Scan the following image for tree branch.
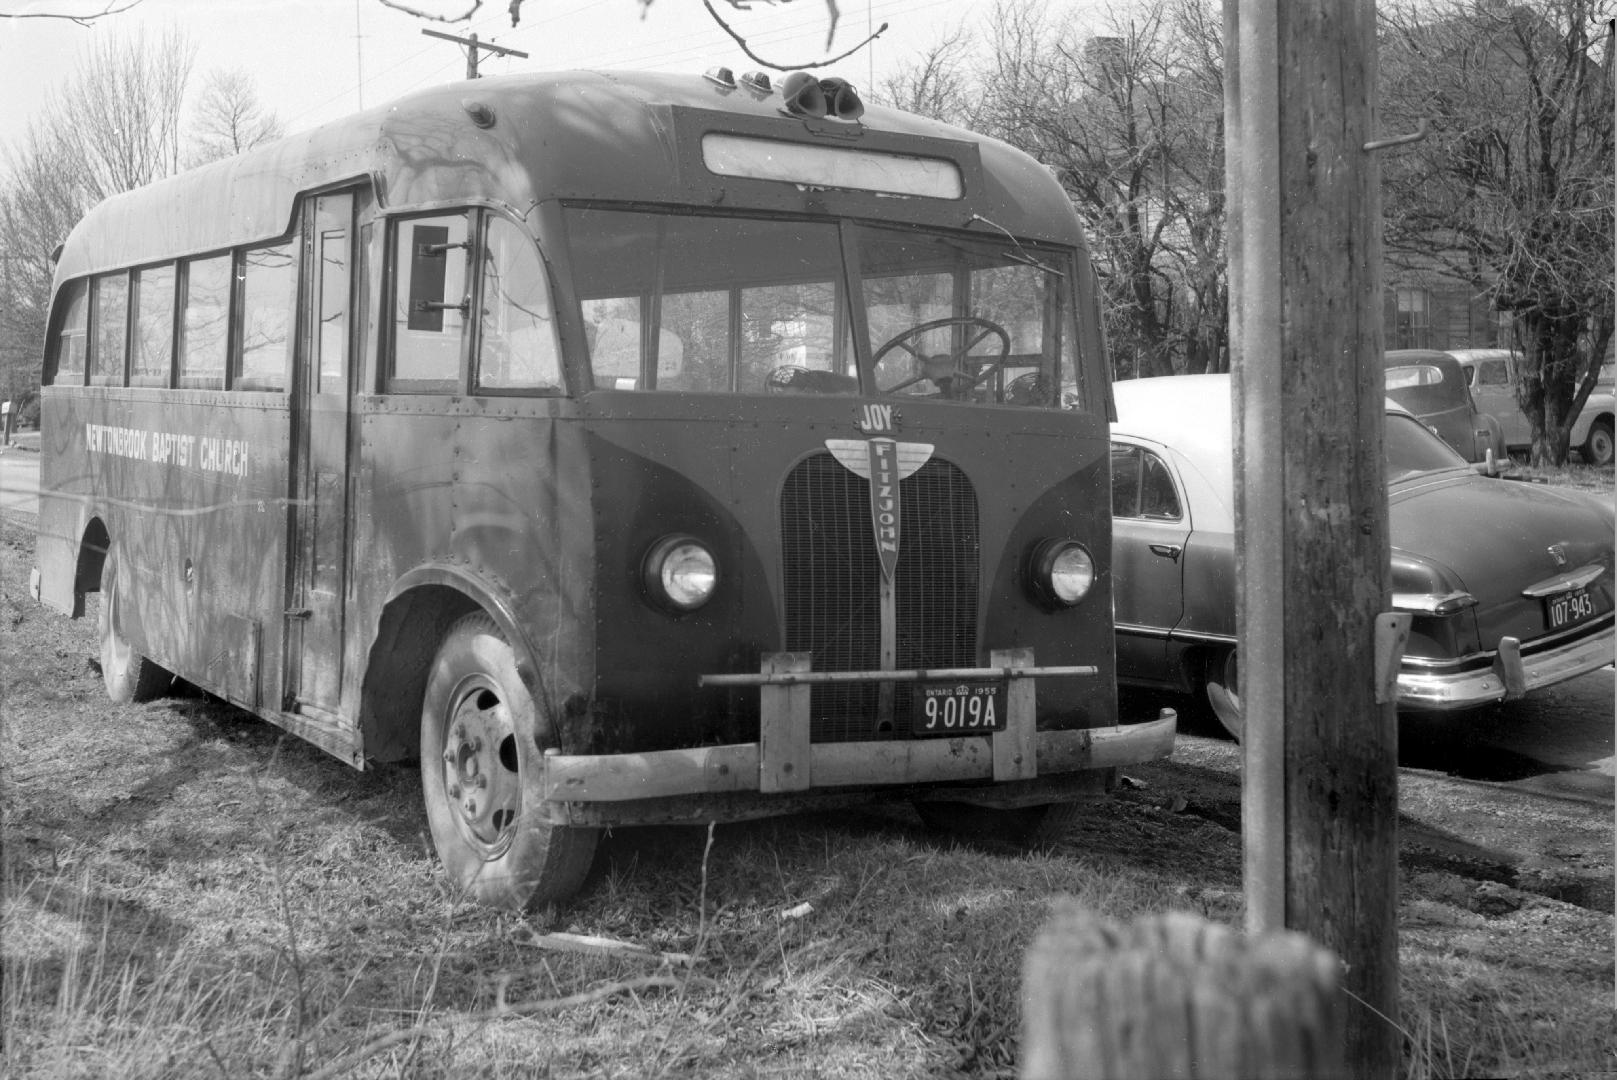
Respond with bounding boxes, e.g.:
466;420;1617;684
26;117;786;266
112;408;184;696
0;0;143;26
700;0;886;71
373;0;481;22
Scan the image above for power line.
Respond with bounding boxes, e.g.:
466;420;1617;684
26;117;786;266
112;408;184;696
420;28;529;80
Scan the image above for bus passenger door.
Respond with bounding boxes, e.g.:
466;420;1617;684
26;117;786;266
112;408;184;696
285;191;355;715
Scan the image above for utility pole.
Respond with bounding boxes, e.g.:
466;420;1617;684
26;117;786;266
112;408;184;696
421;28;529;80
1225;1;1400;1077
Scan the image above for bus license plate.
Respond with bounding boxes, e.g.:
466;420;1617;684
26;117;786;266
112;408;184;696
914;683;1007;736
1545;586;1600;630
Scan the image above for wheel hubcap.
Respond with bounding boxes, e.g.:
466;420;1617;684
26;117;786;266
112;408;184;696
440;677;522;853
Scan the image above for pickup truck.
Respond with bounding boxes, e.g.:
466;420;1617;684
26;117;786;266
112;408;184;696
1449;348;1615;467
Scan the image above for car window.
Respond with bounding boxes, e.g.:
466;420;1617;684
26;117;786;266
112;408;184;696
1111;444;1141;518
1111;443;1181;521
1386;413;1469;480
1140;452;1182;520
1385;364;1443;390
1477;360;1509;387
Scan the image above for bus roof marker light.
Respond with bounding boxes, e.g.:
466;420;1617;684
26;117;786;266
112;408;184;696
704;66;736;88
780;72;827;119
462;100;496;128
818;78;864;121
740;71;772;94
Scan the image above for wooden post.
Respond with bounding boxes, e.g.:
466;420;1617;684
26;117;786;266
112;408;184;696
1021;905;1345;1080
1226;1;1400;1075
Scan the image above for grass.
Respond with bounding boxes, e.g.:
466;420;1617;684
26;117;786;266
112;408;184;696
2;512;1613;1079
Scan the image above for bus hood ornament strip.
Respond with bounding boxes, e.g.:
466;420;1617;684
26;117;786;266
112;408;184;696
825;437;935;582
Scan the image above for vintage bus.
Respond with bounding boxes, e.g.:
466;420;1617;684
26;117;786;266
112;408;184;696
32;69;1175;909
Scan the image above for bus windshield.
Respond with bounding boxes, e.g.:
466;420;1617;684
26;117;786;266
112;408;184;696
564;207;1076;408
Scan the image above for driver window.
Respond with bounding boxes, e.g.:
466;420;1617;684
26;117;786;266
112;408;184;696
865;272;953;395
477;216;562;394
741;281;856;394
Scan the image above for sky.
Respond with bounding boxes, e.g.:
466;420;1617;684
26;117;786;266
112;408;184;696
0;0;994;156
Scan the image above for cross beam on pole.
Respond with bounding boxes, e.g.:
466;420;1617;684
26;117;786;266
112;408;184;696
421;28;529;80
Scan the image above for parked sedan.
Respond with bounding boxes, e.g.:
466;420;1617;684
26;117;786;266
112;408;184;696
1384;349;1504;463
1449;348;1615;467
1111;374;1615;736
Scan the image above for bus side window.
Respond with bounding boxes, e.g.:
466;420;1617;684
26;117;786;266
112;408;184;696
48;279;88;386
237;241;295;392
392;213;469;393
476;216;561;394
130;263;176;388
89;271;129;386
179;254;231;390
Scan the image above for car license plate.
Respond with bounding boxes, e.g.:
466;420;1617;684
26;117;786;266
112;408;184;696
1545;586;1601;630
913;682;1007;736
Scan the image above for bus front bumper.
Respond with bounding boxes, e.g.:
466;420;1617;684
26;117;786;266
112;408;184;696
539;649;1177;826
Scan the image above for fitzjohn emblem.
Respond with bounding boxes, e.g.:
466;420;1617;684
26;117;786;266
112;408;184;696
826;437;936;581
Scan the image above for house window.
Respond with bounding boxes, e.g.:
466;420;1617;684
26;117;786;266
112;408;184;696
1494;310;1519;350
1394;287;1429;349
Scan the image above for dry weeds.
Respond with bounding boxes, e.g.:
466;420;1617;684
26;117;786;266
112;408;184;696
2;507;1613;1079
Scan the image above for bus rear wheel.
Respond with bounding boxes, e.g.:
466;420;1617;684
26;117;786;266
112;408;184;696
97;545;172;704
420;613;598;910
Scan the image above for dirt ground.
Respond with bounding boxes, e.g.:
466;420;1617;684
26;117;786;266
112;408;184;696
2;512;1614;1077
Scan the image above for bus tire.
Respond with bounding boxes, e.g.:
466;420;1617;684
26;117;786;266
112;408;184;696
97;546;172;704
914;800;1084;845
420;612;598;910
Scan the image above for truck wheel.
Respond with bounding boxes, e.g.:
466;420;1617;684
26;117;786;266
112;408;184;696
421;613;598;910
97;546;172;704
1204;649;1243;742
1582;419;1613;467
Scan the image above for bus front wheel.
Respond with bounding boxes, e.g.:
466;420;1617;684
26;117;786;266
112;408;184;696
420;613;598;910
97;545;172;704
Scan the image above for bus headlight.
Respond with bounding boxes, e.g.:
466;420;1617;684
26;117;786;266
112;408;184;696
642;535;718;613
1028;539;1095;608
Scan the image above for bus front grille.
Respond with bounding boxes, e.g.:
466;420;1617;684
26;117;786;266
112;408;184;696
780;451;980;742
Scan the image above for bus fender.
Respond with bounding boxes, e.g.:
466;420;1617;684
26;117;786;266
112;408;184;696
359;563;551;764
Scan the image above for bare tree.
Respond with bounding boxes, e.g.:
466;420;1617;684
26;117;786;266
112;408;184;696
187;68;287;167
950;0;1227;378
0;27;196;408
874;28;979;125
1381;0;1614;464
56;26;195;201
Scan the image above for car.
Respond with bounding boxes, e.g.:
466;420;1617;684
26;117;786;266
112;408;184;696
1448;348;1615;467
1383;349;1504;463
1110;374;1615;737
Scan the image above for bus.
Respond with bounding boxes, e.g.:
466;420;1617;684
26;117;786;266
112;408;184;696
31;68;1176;909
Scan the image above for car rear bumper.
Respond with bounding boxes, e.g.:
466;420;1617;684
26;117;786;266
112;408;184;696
1397;622;1614;710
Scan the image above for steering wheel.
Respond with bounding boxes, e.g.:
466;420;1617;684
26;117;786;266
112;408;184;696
874;316;1012;395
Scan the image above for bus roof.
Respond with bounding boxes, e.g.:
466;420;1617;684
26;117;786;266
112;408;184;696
54;69;1089;284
